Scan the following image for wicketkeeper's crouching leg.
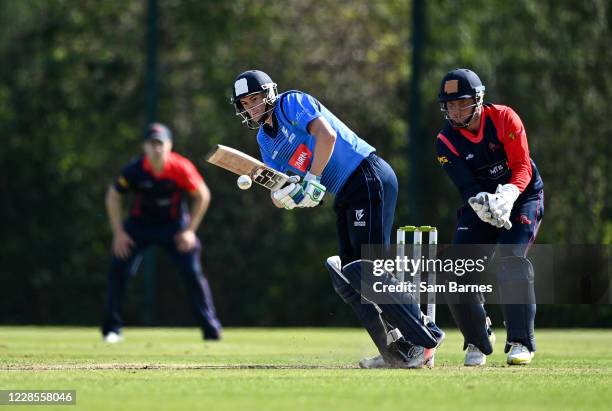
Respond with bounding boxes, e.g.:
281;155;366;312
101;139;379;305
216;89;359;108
326;256;444;368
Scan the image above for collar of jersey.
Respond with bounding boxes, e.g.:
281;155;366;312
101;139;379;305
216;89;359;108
262;109;279;138
143;154;171;177
456;106;487;143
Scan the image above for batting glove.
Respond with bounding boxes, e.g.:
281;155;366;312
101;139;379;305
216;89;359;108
297;172;326;208
272;183;304;210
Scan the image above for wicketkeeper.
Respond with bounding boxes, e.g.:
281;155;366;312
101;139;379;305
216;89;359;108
435;68;544;365
230;70;445;368
102;123;223;343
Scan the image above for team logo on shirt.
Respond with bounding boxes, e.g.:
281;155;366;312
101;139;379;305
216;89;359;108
354;209;366;227
444;80;459;94
437;155;449;165
488;142;501;152
117;176;129;188
289;144;312;172
281;126;297;143
516;214;532;225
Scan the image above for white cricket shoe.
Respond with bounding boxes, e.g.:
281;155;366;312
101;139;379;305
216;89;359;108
103;332;123;344
464;344;486;366
506;342;534;365
359;355;388;369
464;331;496;366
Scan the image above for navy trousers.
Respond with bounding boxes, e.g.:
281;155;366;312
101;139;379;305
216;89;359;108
333;153;398;264
450;190;544;352
102;220;222;339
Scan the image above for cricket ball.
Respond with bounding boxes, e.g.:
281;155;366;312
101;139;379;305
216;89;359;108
237;174;252;190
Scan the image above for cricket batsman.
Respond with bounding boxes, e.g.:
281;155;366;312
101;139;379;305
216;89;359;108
102;123;223;343
230;70;445;368
435;68;544;365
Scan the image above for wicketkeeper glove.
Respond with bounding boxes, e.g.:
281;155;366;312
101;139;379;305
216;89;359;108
468;184;520;230
297;172;326;208
488;184;520;230
468;192;496;225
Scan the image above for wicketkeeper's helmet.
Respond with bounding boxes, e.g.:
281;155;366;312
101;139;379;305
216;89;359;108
438;68;485;128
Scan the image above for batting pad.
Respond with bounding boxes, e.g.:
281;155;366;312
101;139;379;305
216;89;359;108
342;259;441;348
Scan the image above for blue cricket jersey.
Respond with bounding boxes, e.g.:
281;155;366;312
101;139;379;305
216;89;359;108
256;91;375;195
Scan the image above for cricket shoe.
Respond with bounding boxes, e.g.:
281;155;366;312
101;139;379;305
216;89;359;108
359;338;417;369
359;330;419;369
358;345;422;369
404;331;446;369
359;355;388;369
464;330;496;367
103;332;123;344
506;342;534;365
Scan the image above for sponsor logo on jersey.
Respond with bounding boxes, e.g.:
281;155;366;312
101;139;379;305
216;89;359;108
437;155;449;165
488;142;501;152
354;209;366;226
289;144;312;172
156;198;172;206
457;226;469;231
490;164;504;176
465;153;475;160
272;150;279;160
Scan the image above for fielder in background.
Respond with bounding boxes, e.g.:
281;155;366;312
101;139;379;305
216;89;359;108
435;68;544;365
102;123;223;343
230;70;445;368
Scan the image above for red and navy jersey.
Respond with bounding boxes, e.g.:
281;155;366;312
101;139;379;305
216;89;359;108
113;152;203;225
435;103;543;203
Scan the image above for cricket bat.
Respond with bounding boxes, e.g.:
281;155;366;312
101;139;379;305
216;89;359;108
205;144;299;190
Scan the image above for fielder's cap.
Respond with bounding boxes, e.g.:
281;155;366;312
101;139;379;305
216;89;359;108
144;123;173;143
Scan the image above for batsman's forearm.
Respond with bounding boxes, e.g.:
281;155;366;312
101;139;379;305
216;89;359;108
105;187;124;234
310;134;335;176
308;117;336;176
186;184;210;231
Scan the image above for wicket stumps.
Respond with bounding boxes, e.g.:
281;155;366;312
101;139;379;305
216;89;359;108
396;225;438;323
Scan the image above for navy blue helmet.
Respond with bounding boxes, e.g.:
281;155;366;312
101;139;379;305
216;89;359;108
438;68;485;128
231;70;278;129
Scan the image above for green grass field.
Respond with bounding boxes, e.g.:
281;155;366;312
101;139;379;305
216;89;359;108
1;327;611;410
